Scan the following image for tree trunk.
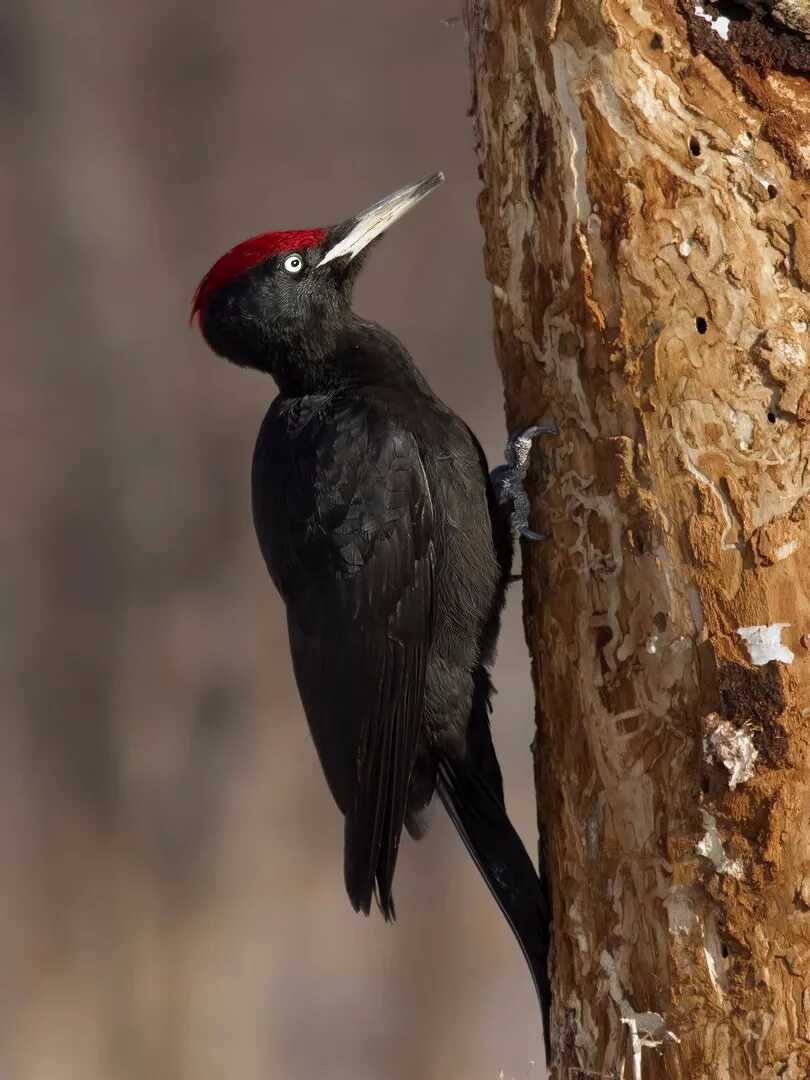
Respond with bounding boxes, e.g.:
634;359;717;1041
466;1;810;1076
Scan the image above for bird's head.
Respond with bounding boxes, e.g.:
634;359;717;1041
191;172;443;385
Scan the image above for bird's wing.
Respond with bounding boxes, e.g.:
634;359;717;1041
252;401;435;919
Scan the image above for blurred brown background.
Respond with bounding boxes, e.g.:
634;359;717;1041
2;3;544;1077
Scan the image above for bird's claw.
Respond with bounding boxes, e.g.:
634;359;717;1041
504;423;558;468
519;526;550;542
491;422;556;542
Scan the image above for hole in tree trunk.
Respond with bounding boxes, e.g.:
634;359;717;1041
696;316;708;334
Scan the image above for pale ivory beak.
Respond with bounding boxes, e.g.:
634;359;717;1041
317;172;444;267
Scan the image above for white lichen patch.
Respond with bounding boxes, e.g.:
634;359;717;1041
729;409;754;449
702;910;729;997
697;812;745;878
774;539;799;562
704;941;724;995
737;623;794;665
664;887;699;934
703;714;758;789
773;337;807;368
600;950;679;1080
694;1;731;38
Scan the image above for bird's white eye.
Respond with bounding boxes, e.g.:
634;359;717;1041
283;253;303;274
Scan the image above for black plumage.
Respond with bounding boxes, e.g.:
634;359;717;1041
192;175;552;1061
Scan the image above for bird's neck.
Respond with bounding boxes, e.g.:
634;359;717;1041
271;316;432;400
269;338;338;396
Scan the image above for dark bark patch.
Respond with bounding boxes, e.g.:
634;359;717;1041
717;659;787;763
732;9;810;74
678;0;810;176
682;0;810;77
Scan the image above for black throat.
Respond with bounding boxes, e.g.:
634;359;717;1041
265;316;433;401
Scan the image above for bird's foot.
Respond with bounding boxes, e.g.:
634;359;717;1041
490;423;556;541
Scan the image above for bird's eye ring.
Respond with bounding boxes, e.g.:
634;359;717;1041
283;254;303;275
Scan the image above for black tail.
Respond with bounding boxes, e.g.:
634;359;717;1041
438;747;552;1065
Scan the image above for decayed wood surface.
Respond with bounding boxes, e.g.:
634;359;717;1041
467;0;810;1075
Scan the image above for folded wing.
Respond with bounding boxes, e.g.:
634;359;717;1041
254;405;435;918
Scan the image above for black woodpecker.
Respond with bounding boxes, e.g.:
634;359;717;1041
191;173;554;1062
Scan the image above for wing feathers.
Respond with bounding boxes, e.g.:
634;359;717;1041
257;410;435;919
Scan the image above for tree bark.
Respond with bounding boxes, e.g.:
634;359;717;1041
466;1;810;1076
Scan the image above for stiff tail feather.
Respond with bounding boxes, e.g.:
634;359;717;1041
437;753;552;1066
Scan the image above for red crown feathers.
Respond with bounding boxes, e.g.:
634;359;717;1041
190;228;327;323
